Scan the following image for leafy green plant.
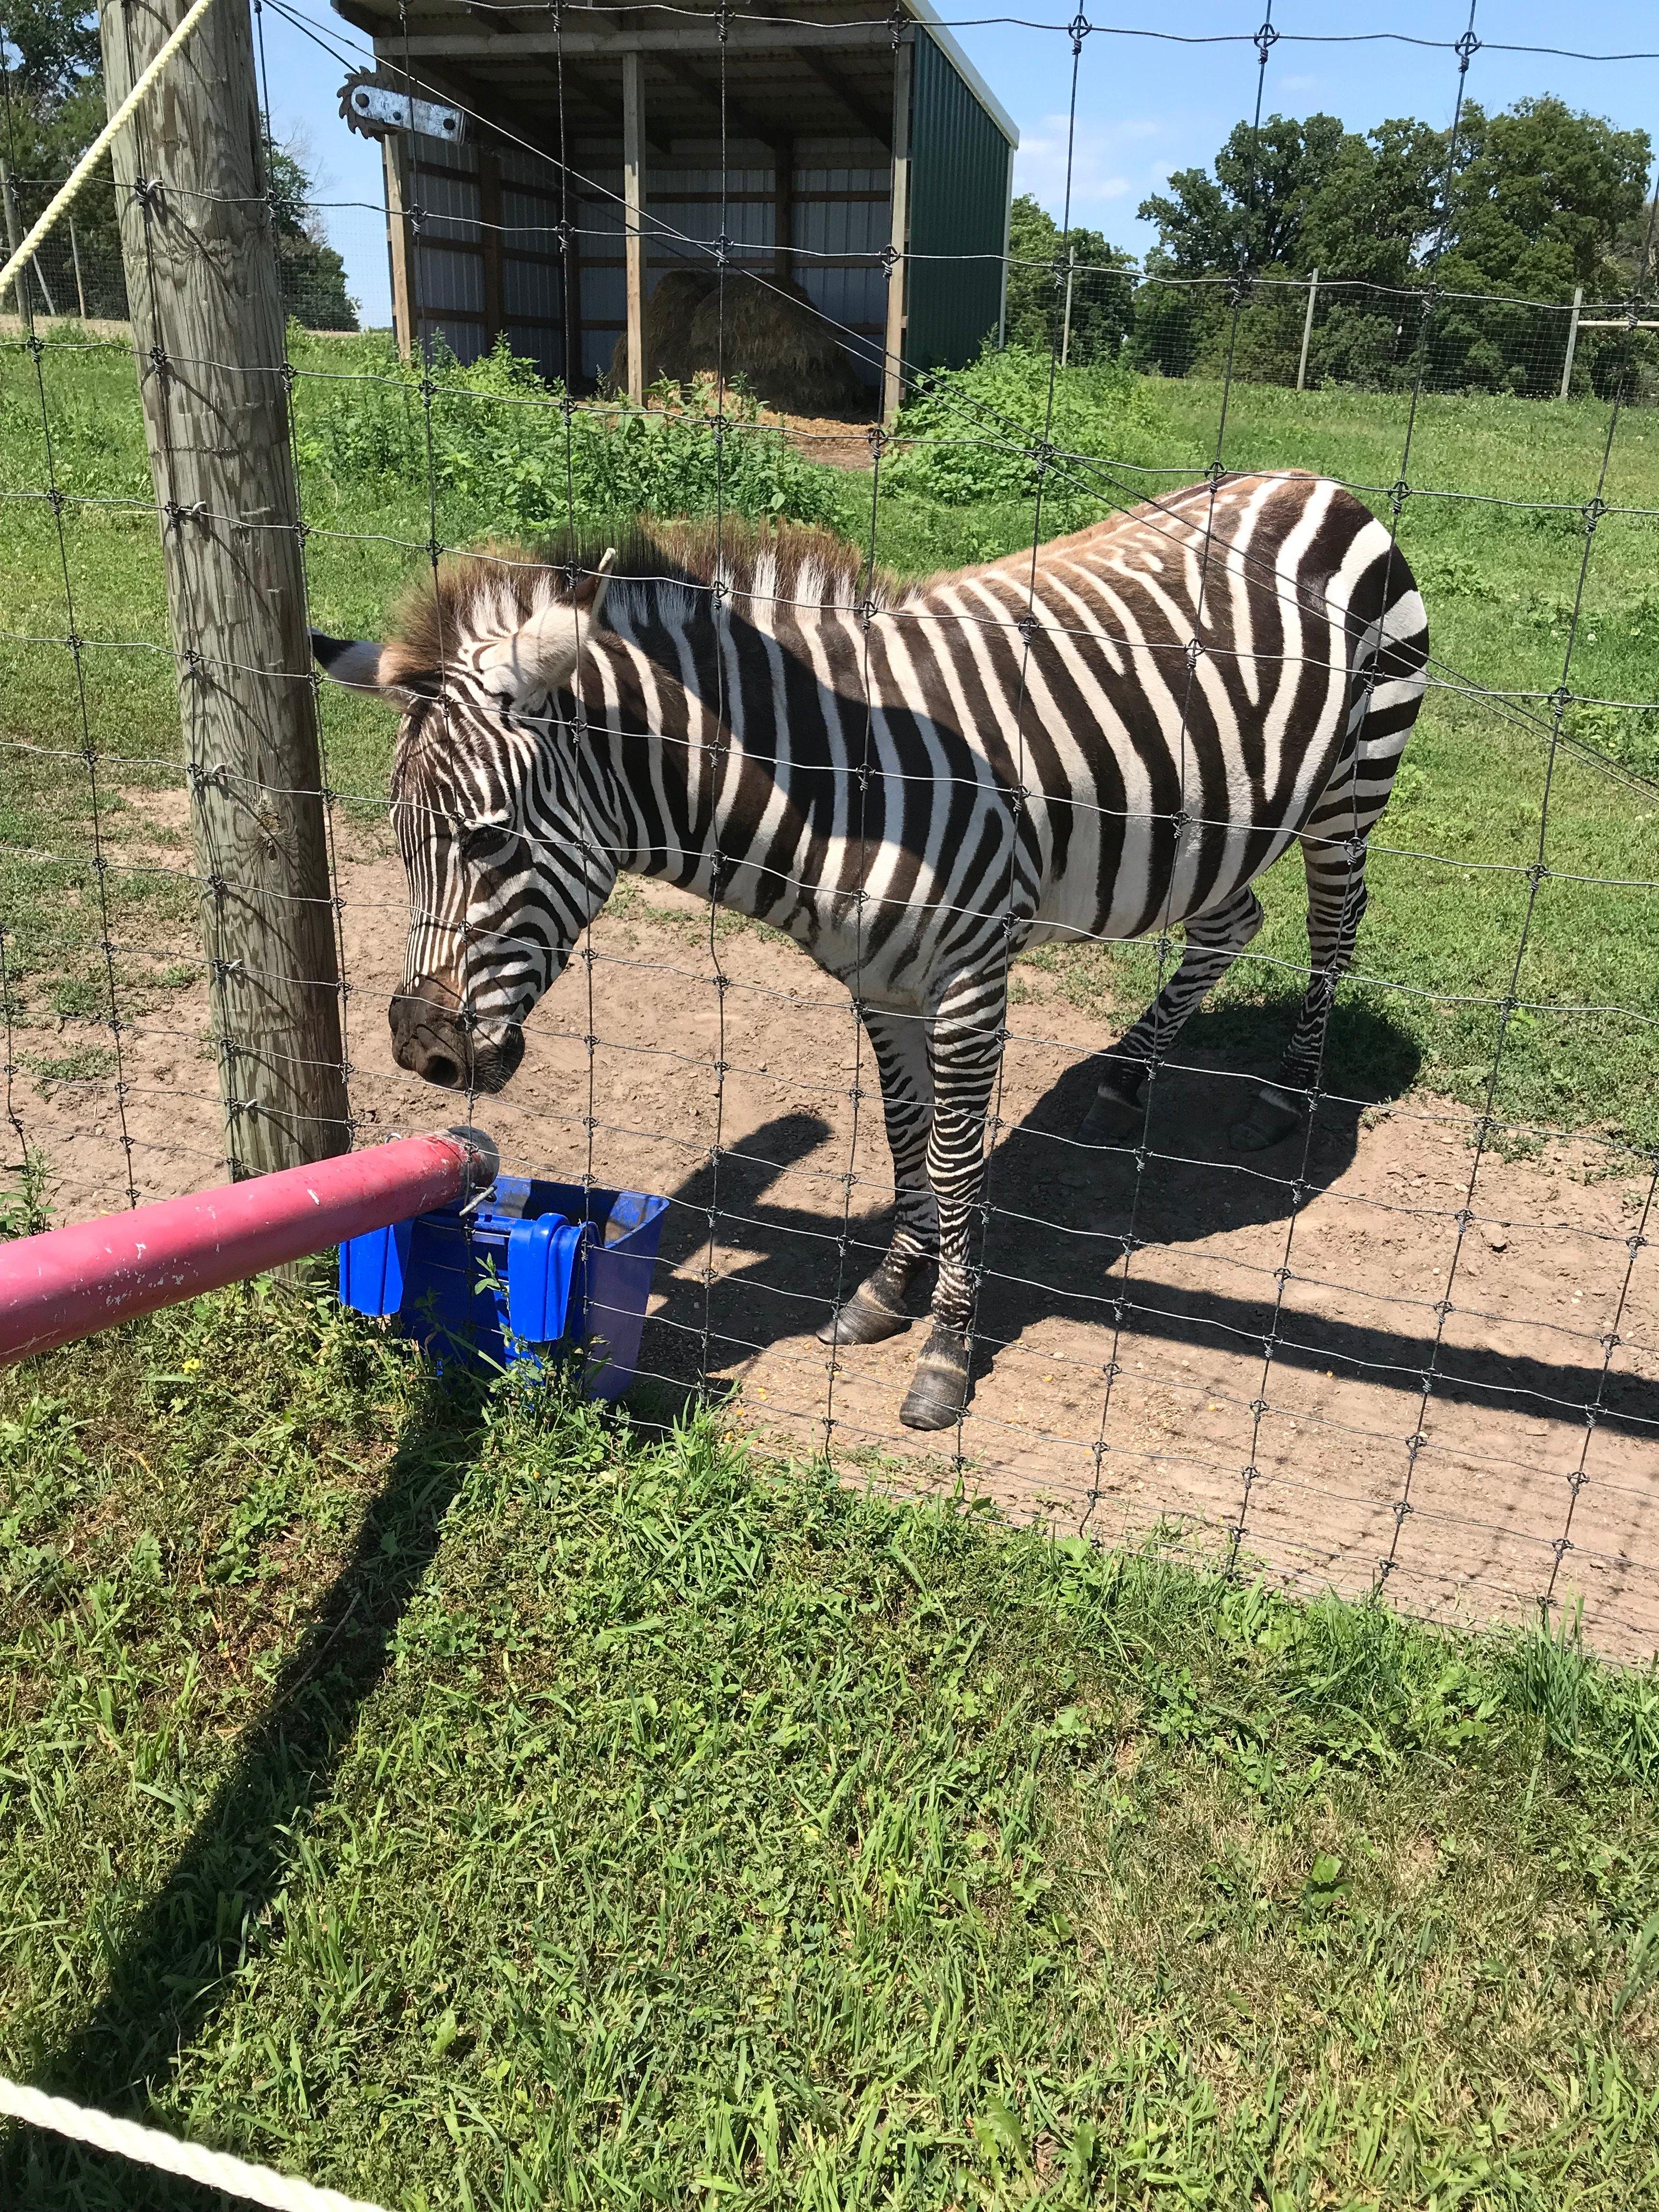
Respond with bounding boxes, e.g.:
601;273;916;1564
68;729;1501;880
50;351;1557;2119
881;341;1160;509
292;335;848;536
0;1147;52;1240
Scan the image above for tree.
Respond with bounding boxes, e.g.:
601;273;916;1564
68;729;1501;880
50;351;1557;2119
1134;95;1652;395
0;0;99;103
1002;193;1133;365
1;2;120;314
267;143;358;331
1;4;357;334
1423;99;1650;394
1137;112;1350;279
1133;111;1415;384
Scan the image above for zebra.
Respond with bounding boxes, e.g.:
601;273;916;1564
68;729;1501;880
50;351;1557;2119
313;471;1429;1431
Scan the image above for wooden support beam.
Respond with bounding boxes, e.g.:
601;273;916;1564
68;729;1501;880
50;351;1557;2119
99;0;347;1178
383;135;416;360
479;144;504;347
623;48;646;405
563;189;583;391
668;57;785;153
881;35;912;427
798;48;892;147
547;55;674;156
774;136;794;283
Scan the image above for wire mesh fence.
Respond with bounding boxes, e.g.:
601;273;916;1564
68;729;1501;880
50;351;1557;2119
3;0;1657;1664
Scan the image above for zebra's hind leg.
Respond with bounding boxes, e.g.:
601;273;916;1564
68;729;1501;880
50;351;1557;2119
819;1006;936;1347
900;969;1008;1431
1233;826;1370;1152
1076;885;1266;1147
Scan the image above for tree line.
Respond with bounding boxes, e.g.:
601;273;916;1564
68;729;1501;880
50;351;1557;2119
1;0;357;328
1006;95;1655;398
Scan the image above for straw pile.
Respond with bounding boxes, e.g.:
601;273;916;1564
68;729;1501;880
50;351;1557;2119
610;268;868;415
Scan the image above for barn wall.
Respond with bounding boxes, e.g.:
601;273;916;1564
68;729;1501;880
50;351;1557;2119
391;120;898;394
407;130;487;364
904;30;1012;374
643;137;888;389
792;137;890;387
401;127;566;382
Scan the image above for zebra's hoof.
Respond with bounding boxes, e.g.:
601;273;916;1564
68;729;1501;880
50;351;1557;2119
1075;1084;1143;1147
900;1325;970;1430
817;1287;913;1346
1230;1087;1304;1151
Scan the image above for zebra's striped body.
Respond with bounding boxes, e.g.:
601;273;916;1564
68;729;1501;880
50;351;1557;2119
315;470;1428;1429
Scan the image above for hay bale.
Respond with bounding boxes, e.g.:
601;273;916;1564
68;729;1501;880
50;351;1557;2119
610;268;868;416
622;268;712;390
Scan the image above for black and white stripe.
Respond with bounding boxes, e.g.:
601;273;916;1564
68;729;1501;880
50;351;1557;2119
316;470;1429;1429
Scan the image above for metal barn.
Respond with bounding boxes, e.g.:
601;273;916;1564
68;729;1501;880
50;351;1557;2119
329;0;1018;421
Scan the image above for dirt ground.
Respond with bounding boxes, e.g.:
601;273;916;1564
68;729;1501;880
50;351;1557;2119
12;803;1658;1662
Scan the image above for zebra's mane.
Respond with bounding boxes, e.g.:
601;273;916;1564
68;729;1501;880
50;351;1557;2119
381;519;902;691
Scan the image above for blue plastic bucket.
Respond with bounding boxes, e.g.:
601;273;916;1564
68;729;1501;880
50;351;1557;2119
339;1173;668;1401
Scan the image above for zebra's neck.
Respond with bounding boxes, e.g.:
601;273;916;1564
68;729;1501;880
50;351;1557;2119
577;573;889;932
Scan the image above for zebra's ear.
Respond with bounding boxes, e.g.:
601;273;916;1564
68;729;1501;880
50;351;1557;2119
477;549;618;708
311;631;409;700
573;547;617;619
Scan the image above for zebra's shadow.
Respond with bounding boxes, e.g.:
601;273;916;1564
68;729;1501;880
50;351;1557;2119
636;996;1444;1410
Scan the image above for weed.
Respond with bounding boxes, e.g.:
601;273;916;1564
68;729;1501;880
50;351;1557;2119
0;1147;53;1239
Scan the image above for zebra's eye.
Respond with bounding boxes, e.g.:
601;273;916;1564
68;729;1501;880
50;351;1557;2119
458;822;514;867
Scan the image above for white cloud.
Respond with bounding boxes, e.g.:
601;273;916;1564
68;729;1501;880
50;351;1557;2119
1278;72;1322;94
1014;113;1164;219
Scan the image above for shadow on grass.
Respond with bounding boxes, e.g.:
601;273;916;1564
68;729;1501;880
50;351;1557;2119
4;1370;490;2210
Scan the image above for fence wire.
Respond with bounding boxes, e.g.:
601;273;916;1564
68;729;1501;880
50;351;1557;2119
2;0;1657;1664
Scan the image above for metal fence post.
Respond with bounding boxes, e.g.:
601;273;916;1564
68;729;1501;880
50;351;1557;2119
98;0;349;1179
1296;266;1318;391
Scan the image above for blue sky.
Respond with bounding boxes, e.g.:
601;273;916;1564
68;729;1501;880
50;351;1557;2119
259;1;1659;329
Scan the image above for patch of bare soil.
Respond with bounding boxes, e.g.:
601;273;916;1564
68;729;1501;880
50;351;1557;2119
13;808;1658;1661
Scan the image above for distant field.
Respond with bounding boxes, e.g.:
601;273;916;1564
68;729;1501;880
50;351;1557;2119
2;331;1656;1156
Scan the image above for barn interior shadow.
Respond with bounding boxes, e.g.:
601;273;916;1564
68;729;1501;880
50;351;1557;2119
5;1376;492;2211
637;997;1655;1443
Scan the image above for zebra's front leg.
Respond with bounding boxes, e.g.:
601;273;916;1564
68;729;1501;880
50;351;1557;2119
900;972;1007;1431
1076;885;1266;1146
819;1005;936;1347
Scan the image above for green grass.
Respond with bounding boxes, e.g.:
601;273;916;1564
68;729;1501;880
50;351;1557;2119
2;331;1657;1147
3;1286;1659;2208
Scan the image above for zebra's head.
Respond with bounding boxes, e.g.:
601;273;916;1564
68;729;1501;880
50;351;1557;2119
313;549;618;1094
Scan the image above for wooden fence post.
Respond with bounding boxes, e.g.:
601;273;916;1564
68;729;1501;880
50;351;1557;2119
1296;267;1318;391
1560;285;1583;400
99;0;349;1181
881;33;912;428
384;132;417;362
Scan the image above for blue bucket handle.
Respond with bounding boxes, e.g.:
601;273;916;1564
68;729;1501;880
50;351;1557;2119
505;1213;589;1345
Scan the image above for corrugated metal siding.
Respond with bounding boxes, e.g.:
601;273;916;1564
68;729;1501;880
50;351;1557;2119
905;30;1011;374
403;131;567;381
793;137;889;387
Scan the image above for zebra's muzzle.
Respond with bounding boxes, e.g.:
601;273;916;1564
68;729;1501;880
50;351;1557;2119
389;977;526;1094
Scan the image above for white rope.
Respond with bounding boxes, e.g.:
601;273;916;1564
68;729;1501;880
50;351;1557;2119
0;0;220;308
0;2077;391;2212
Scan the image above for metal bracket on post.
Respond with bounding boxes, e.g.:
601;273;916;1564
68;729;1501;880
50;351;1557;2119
339;70;464;144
